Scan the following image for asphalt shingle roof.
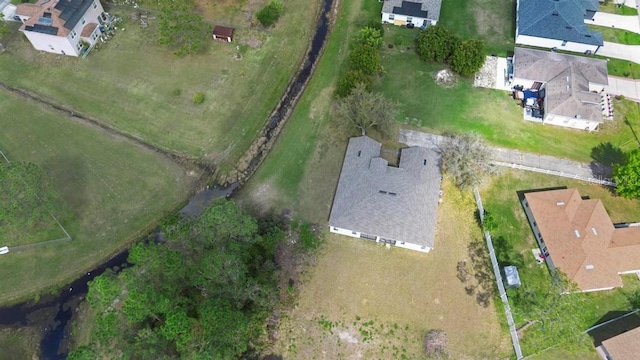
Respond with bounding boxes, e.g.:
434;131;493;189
517;0;603;46
329;136;441;248
382;0;442;22
513;47;608;122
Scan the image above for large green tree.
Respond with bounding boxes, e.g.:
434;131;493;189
614;148;640;198
71;200;286;359
157;0;210;56
334;83;397;138
349;44;380;75
415;25;458;63
450;39;486;77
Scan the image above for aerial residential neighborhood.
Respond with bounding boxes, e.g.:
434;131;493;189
3;0;640;358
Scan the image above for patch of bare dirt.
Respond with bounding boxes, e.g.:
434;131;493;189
433;69;457;87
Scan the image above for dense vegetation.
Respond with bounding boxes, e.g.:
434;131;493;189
335;22;383;97
335;84;397;138
614;148;640;198
416;25;485;77
440;133;495;189
256;0;285;27
157;0;211;55
69;201;286;359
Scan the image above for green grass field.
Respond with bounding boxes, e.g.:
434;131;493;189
377;30;640;163
439;0;515;56
589;24;640;45
599;1;639;15
481;170;640;357
0;0;320;172
0;92;194;305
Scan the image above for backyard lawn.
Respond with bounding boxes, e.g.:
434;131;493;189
480;169;640;357
0;92;194;305
439;0;515;56
378;26;640;163
272;180;511;359
0;0;320;172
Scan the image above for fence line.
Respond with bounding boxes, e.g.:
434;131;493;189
0;148;72;255
492;161;617;187
473;187;524;359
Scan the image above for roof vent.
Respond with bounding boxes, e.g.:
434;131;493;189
552;11;559;16
565;26;572;29
592;227;598;236
379;190;387;194
423;159;427;165
574;230;581;238
585;34;592;38
556;201;565;206
586;264;595;270
357;150;361;157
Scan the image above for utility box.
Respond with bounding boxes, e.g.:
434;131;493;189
504;265;521;288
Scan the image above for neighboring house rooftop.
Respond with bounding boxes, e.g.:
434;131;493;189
517;0;603;46
16;0;95;37
514;47;608;122
600;326;640;360
329;136;441;248
382;0;441;22
524;189;640;291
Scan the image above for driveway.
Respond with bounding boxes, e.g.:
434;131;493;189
606;75;640;101
597;41;640;64
586;12;640;33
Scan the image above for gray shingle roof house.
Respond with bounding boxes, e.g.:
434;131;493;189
329;136;442;253
382;0;442;27
516;0;603;53
513;47;608;131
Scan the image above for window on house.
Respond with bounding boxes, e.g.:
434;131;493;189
70;30;77;39
81;18;86;25
389;14;395;21
351;231;356;235
561;40;568;46
407;16;413;23
93;1;98;9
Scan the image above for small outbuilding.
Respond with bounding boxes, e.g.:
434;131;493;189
212;26;234;43
504;266;521;288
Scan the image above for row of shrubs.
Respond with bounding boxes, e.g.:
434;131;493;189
415;25;485;77
334;22;385;98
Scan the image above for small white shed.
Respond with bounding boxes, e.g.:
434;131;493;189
504;265;521;288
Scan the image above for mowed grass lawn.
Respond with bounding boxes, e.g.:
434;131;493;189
0;0;320;170
273;181;511;359
378;26;640;163
588;24;640;45
0;92;194;305
481;170;640;357
439;0;515;56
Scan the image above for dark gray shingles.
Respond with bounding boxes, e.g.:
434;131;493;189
329;136;441;248
54;0;94;30
382;0;442;22
517;0;603;46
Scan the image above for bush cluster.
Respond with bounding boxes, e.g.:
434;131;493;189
416;25;485;77
192;92;205;104
335;24;383;98
256;0;284;27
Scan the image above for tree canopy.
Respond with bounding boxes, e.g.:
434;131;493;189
334;83;397;138
70;200;286;359
256;0;284;27
415;25;457;63
157;0;210;56
349;44;380;75
440;133;496;189
335;69;372;98
450;39;486;77
614;148;640;198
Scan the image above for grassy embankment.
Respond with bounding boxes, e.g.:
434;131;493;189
599;1;639;16
0;92;194;305
588;24;640;45
0;0;319;171
481;170;640;358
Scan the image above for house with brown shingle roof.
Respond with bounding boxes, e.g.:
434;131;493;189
14;0;108;56
598;326;640;360
522;188;640;292
329;136;442;253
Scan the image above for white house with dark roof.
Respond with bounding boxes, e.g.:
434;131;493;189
381;0;441;27
329;136;442;253
516;0;603;54
14;0;107;56
513;47;608;131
